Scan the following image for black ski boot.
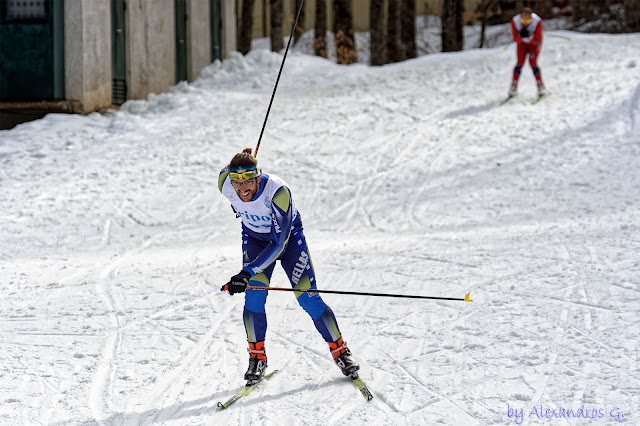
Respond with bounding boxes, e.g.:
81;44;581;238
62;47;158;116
244;341;268;385
329;337;360;377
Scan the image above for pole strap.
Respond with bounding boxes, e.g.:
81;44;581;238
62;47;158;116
245;286;472;302
254;0;305;158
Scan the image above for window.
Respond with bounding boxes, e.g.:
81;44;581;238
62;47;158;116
4;0;48;22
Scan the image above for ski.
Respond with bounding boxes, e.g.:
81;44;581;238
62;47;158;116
217;369;279;410
500;94;517;105
532;93;550;104
351;373;374;401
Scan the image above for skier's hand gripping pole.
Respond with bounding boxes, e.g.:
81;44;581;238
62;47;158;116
220;270;251;295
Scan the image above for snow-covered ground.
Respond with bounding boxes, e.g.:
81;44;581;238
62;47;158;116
1;24;639;426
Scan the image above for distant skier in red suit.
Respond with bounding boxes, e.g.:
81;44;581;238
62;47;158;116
509;7;547;97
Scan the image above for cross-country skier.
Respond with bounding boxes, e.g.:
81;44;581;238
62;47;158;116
219;148;360;384
508;7;547;97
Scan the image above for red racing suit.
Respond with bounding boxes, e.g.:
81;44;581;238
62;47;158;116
511;13;544;84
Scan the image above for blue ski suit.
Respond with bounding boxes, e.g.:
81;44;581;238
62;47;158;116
219;169;343;344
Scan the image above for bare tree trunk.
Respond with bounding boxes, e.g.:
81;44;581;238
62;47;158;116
293;0;306;44
370;0;385;65
315;0;328;58
386;0;402;63
441;0;463;52
238;0;256;54
270;0;284;51
626;0;640;31
263;0;268;37
401;0;416;60
236;0;240;49
476;0;498;48
334;0;358;64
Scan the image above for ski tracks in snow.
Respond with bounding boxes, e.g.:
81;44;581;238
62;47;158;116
85;194;234;424
88;235;158;423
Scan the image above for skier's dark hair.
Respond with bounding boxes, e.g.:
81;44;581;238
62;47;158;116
522;7;532;14
229;148;257;168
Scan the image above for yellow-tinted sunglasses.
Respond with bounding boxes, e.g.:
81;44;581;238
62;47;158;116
229;170;260;181
521;18;532;26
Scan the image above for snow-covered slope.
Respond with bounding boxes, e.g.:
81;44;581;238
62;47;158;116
1;29;639;425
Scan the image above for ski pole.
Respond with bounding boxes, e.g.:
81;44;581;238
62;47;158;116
246;286;473;302
254;0;305;158
546;33;573;41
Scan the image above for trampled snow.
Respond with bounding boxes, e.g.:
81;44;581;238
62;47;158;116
1;27;639;425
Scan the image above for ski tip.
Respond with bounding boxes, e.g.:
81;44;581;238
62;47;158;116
464;292;473;302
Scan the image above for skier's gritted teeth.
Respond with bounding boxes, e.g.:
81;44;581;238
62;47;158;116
232;178;258;201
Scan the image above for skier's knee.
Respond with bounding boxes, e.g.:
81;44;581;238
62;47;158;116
245;284;268;313
297;293;326;318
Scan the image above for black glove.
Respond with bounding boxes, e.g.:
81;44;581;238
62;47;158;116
519;27;530;38
221;270;251;295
